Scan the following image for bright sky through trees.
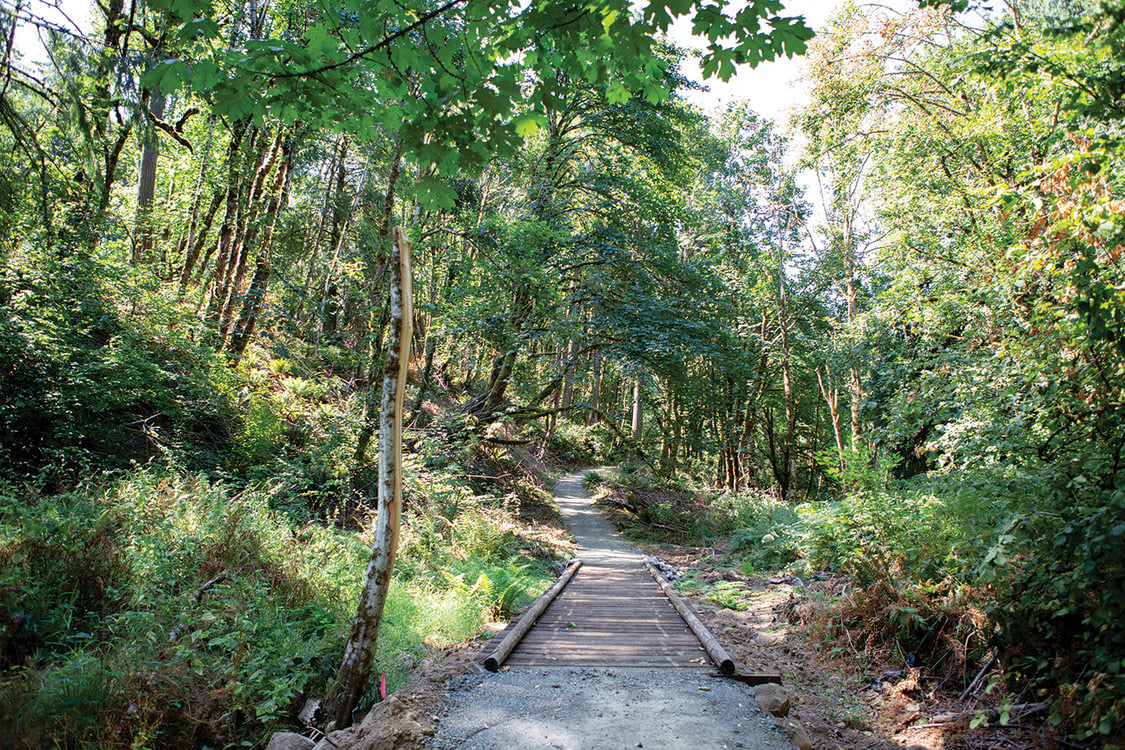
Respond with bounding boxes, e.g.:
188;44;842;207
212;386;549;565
671;0;848;119
12;0;836;118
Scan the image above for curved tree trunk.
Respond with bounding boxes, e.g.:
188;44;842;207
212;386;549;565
325;227;413;729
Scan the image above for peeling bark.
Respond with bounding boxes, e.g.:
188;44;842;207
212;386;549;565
326;227;413;729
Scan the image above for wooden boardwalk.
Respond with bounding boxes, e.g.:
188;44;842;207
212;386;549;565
504;563;711;669
497;471;714;671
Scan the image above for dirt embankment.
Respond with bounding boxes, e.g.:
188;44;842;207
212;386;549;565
654;551;1057;750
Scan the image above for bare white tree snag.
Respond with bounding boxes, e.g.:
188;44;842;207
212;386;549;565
325;226;412;729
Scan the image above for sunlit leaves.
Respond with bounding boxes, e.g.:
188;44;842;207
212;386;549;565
149;0;814;208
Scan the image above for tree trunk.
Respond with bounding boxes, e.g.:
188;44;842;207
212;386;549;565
178;188;223;291
485;350;517;412
408;332;438;418
204;119;250;321
666;392;681;476
134;85;167;265
225;258;269;357
300;137;348;316
561;339;578;409
316;163;371;356
817;367;845;472
588;350;602;425
774;209;796;498
207;125;264;318
845;217;863;448
218;130;284;342
176;116;218;289
631;377;643;439
225;144;291;357
326;227;412;729
354;143;406;463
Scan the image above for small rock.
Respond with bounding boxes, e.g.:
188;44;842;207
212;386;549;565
422;727;437;737
312;730;351;750
297;698;320;726
754;683;791;718
266;733;314;750
808;723;831;743
785;720;814;750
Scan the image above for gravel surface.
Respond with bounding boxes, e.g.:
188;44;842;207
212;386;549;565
427;667;793;749
552;469;640;567
425;471;794;749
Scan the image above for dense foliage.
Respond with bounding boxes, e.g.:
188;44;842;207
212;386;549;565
1;0;1123;745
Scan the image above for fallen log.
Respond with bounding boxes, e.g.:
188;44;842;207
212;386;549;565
484;559;582;671
645;560;737;676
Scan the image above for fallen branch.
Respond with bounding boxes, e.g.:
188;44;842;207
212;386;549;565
193;574;227;604
913;702;1050;728
958;652;996;703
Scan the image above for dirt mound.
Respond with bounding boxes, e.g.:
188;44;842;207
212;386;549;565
327;641;489;749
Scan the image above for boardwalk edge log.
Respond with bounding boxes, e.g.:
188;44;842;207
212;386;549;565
644;560;738;676
484;559;583;671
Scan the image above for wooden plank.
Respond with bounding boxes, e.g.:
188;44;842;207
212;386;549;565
528;627;695;634
514;645;703;653
484;560;582;671
499;556;746;672
505;658;713;669
644;561;739;676
515;631;703;640
506;645;702;652
730;671;783;685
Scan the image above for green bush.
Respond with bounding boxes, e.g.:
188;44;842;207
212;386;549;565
719;472;1125;739
727;495;802;572
796;487;986;585
989;486;1125;740
0;256;235;480
0;467;553;748
547;420;597;464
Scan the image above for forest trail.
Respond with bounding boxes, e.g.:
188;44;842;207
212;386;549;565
425;471;794;749
505;470;711;669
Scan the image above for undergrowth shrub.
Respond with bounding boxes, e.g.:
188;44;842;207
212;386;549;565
727;495;802;572
0;256;235;481
725;474;1124;739
0;467;554;749
547;420;597;465
797;487;988;585
988;485;1125;741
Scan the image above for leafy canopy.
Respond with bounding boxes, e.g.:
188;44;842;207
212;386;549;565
146;0;813;207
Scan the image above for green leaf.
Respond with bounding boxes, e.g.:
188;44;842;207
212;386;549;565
602;9;619;34
606;82;630;105
514;113;544;138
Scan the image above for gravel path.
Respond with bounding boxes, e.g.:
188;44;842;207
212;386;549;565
425;470;794;749
429;667;792;749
